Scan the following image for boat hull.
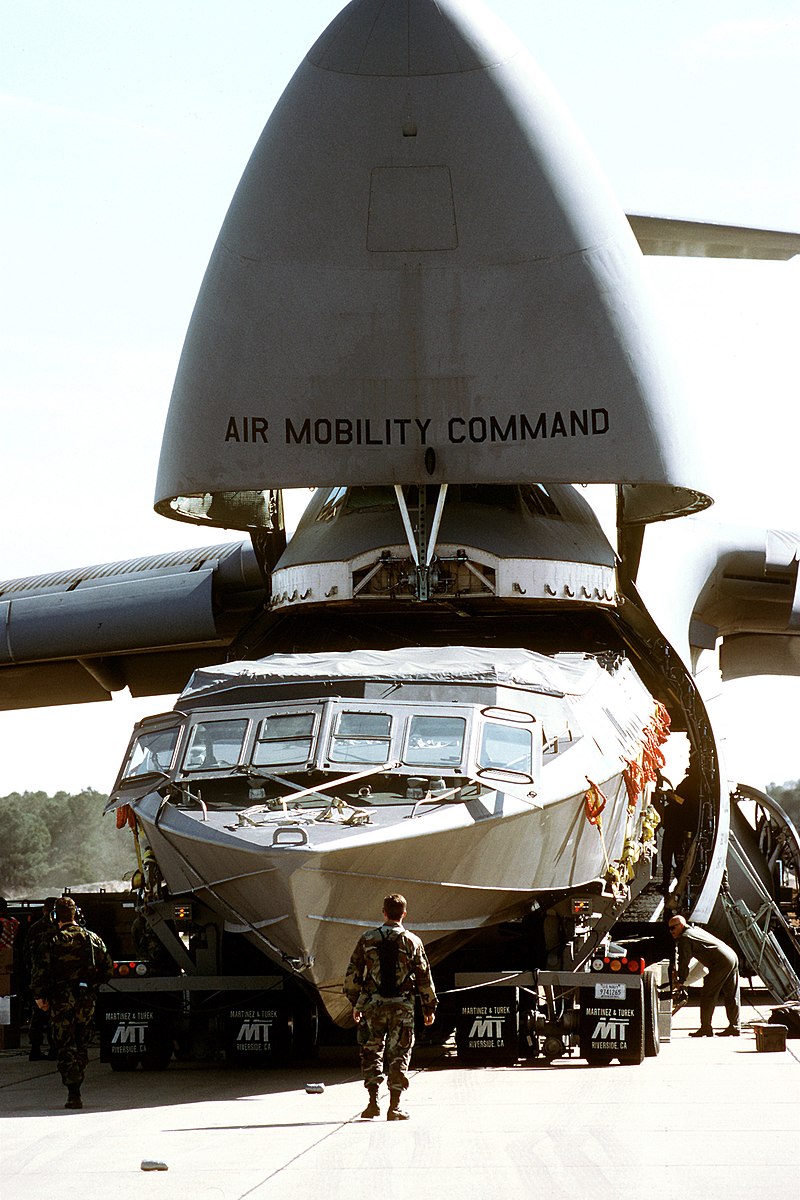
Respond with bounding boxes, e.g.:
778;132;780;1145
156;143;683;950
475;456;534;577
135;768;633;1022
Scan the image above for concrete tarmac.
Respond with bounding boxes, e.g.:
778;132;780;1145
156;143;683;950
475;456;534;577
2;993;798;1200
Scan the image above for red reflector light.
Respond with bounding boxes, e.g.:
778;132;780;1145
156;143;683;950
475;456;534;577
114;960;146;977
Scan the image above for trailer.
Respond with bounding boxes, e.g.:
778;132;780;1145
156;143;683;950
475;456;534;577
96;896;673;1070
90;892;324;1069
8;879;674;1071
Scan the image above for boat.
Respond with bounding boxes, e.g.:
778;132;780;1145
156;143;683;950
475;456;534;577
110;643;669;1022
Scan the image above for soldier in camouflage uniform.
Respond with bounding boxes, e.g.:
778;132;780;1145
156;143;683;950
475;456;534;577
343;893;437;1121
30;896;113;1109
22;897;57;1061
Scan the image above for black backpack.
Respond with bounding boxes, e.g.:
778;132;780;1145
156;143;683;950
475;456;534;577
770;1002;800;1038
376;930;401;997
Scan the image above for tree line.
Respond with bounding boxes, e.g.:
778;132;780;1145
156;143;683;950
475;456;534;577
0;790;135;897
766;780;800;809
2;780;797;899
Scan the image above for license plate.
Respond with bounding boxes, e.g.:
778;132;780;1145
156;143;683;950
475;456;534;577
595;982;625;1000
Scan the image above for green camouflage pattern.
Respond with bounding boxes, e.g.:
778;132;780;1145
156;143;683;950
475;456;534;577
30;921;113;1089
344;922;437;1093
357;996;417;1090
48;986;98;1087
343;923;437;1016
30;923;113;996
22;914;57;975
23;914;58;1051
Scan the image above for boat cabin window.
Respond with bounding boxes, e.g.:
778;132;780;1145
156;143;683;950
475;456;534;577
329;711;392;765
183;719;248;770
403;715;466;768
254;712;316;768
124;726;180;778
478;721;533;777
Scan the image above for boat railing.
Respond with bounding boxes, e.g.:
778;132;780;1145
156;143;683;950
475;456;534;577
406;784;465;819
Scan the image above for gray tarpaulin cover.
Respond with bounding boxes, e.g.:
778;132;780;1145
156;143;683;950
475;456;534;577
178;646;605;701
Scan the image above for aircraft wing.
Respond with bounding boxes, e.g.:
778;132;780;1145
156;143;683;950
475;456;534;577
636;517;800;681
6;511;800;713
0;541;265;711
694;526;800;681
628;215;800;260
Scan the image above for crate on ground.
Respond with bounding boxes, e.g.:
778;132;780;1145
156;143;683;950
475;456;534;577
754;1023;787;1052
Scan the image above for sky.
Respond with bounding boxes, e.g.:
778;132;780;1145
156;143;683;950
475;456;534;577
1;0;799;796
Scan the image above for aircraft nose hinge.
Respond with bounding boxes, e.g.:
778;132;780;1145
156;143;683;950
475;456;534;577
393;483;449;601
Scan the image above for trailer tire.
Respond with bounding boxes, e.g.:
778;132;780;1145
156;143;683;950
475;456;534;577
643;965;660;1058
141;1049;172;1071
585;1053;613;1066
292;1004;320;1061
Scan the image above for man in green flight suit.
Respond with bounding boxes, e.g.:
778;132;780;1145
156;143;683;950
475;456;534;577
30;896;113;1109
669;913;741;1037
343;893;437;1121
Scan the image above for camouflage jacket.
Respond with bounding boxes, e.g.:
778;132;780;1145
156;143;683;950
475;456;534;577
23;914;57;972
343;922;437;1016
30;922;113;997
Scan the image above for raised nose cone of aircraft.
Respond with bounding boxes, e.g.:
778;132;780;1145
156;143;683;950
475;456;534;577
156;0;711;534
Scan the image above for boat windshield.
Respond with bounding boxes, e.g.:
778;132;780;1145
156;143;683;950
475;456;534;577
123;726;181;778
182;718;249;771
477;721;534;779
159;693;552;810
254;712;317;768
403;715;466;767
329;711;392;765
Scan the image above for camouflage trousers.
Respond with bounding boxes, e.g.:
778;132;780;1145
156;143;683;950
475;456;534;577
28;995;51;1051
48;985;97;1088
357;997;415;1092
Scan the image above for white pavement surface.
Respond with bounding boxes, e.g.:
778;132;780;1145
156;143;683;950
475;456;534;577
1;999;798;1200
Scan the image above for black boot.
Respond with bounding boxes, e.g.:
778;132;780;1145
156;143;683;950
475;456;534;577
361;1084;380;1119
28;1046;45;1062
65;1085;83;1110
386;1089;410;1121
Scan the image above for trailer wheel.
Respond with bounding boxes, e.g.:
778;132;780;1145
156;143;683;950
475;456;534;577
585;1052;613;1066
291;1004;320;1061
643;965;660;1058
141;1049;172;1071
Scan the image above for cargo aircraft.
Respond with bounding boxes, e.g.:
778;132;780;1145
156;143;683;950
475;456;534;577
2;1;799;1024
